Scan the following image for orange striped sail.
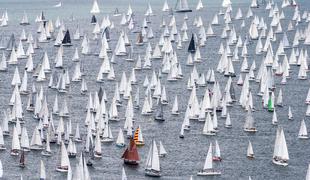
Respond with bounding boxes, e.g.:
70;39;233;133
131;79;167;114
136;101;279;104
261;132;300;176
134;126;144;146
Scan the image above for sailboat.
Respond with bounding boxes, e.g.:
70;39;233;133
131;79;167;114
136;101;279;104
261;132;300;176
19;150;25;168
154;100;164;121
213;140;222;161
41;134;52;156
30;127;43;150
122;138;140;165
113;8;121;16
158;141;167;157
56;141;70;172
162;0;170;11
91;15;97;24
11;126;21;156
145;140;161;177
54;1;62;8
136;32;144;46
67;139;77;158
197;143;221;176
243;107;257;132
90;0;100;14
62;30;72;46
196;0;203;10
250;0;258;8
101;123;114;142
171;95;179;115
298;119;308;139
273;127;289;166
288;106;293;120
40;160;46;180
121;167;127;180
179;124;185;138
94;132;102;158
134;126;144;146
268;92;274;112
188;34;196;53
175;0;192;12
247;141;255;159
20;12;30;25
116;128;125;147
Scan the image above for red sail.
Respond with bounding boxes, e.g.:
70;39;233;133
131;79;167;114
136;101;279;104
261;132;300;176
122;138;140;164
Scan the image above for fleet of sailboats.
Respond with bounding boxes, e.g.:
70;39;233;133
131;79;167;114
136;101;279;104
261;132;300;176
0;0;308;179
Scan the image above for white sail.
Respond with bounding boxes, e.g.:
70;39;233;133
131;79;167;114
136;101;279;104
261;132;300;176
121;167;127;180
159;141;167;156
222;0;231;7
247;141;254;157
12;126;21;151
60;141;70;168
162;0;170;11
298;119;308;138
90;0;100;14
40;160;46;179
214;140;221;158
203;143;213;170
116;128;125;146
54;1;62;7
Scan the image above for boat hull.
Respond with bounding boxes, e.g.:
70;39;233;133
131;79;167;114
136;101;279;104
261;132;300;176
197;170;221;176
272;158;288;166
56;166;69;172
124;159;139;165
145;169;161;177
41;151;52;156
116;143;125;147
298;135;309;139
175;10;192;13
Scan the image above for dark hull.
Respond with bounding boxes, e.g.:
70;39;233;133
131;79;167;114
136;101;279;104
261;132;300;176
124;159;139;165
175;10;192;12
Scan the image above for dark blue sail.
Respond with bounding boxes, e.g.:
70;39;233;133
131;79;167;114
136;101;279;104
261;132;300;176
91;15;97;24
62;30;72;46
188;34;196;53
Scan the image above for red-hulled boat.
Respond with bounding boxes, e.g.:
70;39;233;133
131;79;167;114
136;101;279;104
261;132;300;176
121;138;140;165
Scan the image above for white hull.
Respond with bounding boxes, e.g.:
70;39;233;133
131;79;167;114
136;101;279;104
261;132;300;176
56;167;69;172
101;138;114;143
298;135;309;139
197;170;221;176
244;128;257;132
272;158;288;166
145;169;161;177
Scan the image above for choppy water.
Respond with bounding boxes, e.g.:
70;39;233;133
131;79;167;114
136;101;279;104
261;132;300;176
0;0;309;179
